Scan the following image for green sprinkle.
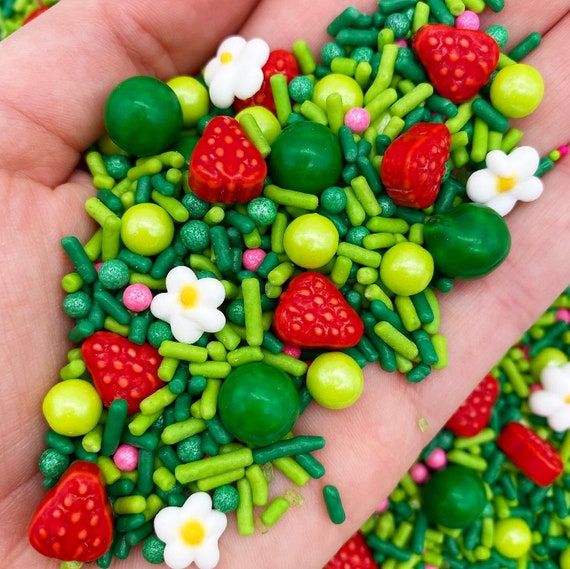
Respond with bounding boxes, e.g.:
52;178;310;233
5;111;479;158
323;485;346;524
261;496;291;527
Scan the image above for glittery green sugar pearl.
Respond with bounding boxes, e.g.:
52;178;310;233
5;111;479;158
147;321;174;348
385;12;411;38
142;535;166;565
180;220;210;252
486;24;509;48
63;291;92;319
176;435;203;463
288;76;314;103
98;259;130;289
213;484;240;513
320;41;345;66
39;448;70;480
247;197;278;226
181;192;209;219
321;186;348;214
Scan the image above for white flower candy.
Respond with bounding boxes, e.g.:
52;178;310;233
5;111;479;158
150;266;226;344
466;146;544;216
204;36;270;108
529;363;570;432
154;492;227;569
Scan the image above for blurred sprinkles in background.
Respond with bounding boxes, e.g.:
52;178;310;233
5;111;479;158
4;0;568;568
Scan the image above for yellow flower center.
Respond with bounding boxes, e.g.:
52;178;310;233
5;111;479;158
179;285;199;309
220;51;233;64
497;175;517;193
565;395;570;405
180;519;206;546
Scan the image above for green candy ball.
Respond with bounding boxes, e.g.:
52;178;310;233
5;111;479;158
288;76;314;103
321;186;348;214
213;485;240;513
103;154;131;180
380;242;434;296
346;226;370;246
180;220;210;252
494;519;532;559
235;106;282;145
181;192;209;219
105;76;183;156
39;448;70;479
247;197;278;226
147;321;173;348
313;73;363;112
98;259;130;289
321;42;345;66
385;12;411;38
142;535;166;565
486;24;509;48
530;348;568;380
176;435;203;463
166;75;209;128
490;64;544;119
218;363;300;447
424;204;511;279
561;547;570;569
121;203;175;256
63;291;92;319
227;299;246;326
269;121;342;195
422;466;487;529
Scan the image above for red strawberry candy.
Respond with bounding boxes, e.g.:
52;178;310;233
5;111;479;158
446;374;499;437
412;24;499;103
325;532;378;569
498;422;563;487
234;49;299;112
29;461;113;563
381;123;450;208
274;272;364;349
24;5;50;24
82;331;163;414
189;116;267;204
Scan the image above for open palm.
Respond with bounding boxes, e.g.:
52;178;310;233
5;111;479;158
0;1;568;567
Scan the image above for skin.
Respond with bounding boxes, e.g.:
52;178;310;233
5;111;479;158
0;0;568;567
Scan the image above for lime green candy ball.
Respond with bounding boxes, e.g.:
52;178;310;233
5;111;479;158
283;213;339;269
313;73;364;112
494;519;532;559
531;347;568;380
560;547;570;569
307;353;364;409
121;204;174;256
43;379;102;437
236;106;282;145
167;76;209;127
490;64;544;119
380;242;434;296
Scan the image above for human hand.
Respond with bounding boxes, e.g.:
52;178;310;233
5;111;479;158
0;0;568;567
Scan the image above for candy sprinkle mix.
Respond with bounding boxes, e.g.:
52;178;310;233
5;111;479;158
23;1;566;568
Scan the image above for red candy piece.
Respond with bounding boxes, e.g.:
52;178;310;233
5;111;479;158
23;5;49;24
189;116;267;204
274;272;364;349
381;122;451;208
325;532;378;569
29;462;113;563
412;24;499;103
82;331;163;414
446;374;499;437
497;422;563;487
234;49;299;112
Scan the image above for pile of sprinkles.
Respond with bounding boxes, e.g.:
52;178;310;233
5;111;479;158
327;289;570;569
21;0;567;567
0;0;55;36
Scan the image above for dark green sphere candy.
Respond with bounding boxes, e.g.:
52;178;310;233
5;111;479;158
422;466;487;529
98;259;130;289
424;204;511;279
39;448;70;480
268;121;342;195
180;220;210;252
142;535;166;565
213;484;240;513
218;362;300;447
247;197;278;226
147;321;173;348
63;291;92;319
105;76;183;156
176;435;203;463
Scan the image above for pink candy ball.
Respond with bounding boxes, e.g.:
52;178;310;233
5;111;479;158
123;284;153;312
113;444;139;471
455;10;480;30
559;145;569;157
94;262;103;272
410;462;430;484
395;39;408;48
283;344;301;358
242;248;266;271
344;107;371;134
556;308;570;323
425;448;447;470
530;383;542;394
375;498;389;513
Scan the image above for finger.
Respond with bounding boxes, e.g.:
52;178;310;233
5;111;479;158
0;0;261;187
479;0;569;48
